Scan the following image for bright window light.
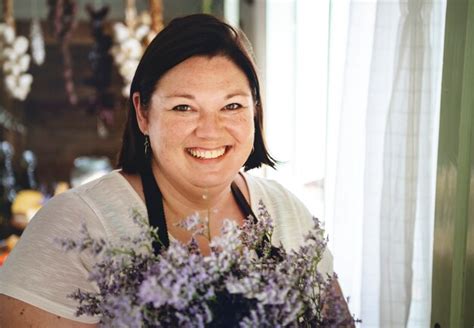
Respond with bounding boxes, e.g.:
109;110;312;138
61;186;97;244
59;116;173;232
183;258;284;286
265;0;332;218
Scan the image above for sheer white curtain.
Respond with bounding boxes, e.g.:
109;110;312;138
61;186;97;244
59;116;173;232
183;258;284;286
326;1;446;327
263;0;446;326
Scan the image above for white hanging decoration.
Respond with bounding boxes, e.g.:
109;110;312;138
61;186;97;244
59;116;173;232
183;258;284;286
110;0;163;98
0;23;33;101
30;19;46;66
110;0;152;98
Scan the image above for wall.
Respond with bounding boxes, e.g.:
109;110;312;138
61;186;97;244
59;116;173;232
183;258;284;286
431;0;474;327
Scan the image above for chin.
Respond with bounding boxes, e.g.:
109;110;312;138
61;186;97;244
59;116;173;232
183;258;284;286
188;171;237;189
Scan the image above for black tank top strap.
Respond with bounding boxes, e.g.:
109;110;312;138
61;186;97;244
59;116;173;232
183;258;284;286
231;181;257;224
140;160;170;254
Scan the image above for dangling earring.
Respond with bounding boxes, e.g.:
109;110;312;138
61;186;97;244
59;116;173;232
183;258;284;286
144;135;150;157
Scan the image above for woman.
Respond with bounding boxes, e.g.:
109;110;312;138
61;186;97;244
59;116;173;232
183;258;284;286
0;14;342;326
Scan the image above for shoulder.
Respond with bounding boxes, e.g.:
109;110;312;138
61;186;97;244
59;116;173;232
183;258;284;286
242;172;311;241
242;172;333;275
42;171;146;237
1;176;112;272
23;188;100;240
243;173;310;218
38;171;127;214
24;171;127;237
71;170;134;204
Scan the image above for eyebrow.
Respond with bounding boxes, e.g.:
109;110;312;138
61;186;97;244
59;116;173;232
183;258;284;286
164;93;195;99
163;91;252;99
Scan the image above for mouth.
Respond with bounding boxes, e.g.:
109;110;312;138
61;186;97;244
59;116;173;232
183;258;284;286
186;146;230;160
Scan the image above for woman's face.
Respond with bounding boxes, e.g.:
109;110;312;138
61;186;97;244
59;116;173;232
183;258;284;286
135;55;255;190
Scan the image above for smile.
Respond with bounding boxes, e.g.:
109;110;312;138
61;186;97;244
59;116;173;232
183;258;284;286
186;146;228;160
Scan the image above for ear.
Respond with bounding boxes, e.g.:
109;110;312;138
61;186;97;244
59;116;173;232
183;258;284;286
133;92;149;135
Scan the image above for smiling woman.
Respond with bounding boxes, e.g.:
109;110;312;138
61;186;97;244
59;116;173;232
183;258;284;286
0;14;345;326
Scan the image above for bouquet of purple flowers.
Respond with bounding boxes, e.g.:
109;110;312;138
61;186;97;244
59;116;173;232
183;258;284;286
60;201;355;327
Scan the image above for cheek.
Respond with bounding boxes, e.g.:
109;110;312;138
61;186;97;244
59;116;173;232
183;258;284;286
225;114;254;143
148;116;193;151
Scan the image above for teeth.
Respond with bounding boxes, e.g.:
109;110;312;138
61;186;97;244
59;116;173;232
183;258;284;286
187;147;226;159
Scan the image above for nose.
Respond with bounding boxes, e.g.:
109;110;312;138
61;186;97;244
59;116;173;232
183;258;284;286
195;111;223;139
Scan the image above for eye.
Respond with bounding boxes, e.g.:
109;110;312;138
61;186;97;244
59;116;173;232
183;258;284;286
172;104;191;112
224;103;242;111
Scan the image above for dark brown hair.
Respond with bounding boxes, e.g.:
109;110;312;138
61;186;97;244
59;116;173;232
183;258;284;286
117;14;276;173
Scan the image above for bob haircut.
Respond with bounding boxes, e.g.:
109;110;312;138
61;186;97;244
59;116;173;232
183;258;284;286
117;13;276;173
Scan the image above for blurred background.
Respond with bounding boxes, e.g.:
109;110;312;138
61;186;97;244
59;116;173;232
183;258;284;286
0;0;473;327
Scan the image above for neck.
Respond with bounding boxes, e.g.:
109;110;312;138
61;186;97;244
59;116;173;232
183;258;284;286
150;160;234;222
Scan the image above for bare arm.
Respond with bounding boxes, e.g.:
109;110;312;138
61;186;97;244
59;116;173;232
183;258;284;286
0;295;97;328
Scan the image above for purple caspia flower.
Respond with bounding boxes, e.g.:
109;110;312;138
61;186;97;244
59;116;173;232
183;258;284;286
101;294;142;328
61;201;356;327
138;276;169;308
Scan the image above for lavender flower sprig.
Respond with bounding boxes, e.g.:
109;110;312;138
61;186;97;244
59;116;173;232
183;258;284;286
59;201;356;327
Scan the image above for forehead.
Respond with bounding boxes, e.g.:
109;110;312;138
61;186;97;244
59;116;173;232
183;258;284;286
155;55;251;93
